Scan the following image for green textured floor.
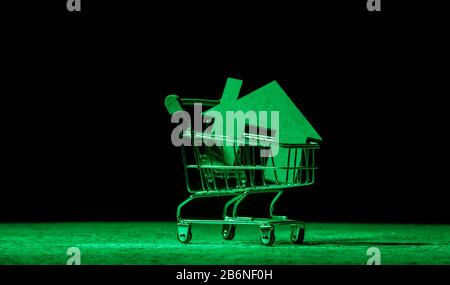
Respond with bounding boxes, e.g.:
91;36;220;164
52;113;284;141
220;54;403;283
0;222;449;265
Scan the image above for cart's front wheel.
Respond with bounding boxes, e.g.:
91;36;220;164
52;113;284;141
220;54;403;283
259;225;275;246
290;224;305;244
177;223;192;244
222;224;236;240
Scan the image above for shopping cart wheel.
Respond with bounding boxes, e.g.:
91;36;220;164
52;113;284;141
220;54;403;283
290;224;305;244
177;223;192;244
222;224;236;240
259;225;275;246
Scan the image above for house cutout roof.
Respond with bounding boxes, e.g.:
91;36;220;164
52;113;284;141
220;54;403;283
205;78;322;144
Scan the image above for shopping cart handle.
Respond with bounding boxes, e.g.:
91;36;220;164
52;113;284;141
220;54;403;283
165;95;222;115
306;137;322;144
165;95;184;115
180;98;221;107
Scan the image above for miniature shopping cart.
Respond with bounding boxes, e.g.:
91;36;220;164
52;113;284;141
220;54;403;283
165;96;320;246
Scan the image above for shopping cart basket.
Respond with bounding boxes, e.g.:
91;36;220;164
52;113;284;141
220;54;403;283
165;96;320;246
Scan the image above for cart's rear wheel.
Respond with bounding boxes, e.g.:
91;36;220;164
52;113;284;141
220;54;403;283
259;225;275;246
290;224;305;244
222;224;236;240
177;223;192;244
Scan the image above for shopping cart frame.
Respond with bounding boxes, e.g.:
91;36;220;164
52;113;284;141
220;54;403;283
168;97;320;246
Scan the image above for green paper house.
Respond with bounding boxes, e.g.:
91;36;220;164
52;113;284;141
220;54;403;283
204;78;321;183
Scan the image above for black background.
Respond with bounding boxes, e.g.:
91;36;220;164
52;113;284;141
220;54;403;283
4;1;448;223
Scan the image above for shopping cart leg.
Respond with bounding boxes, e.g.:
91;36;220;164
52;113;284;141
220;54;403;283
222;195;244;219
269;191;288;220
231;191;250;218
221;195;243;241
269;191;306;244
176;195;198;223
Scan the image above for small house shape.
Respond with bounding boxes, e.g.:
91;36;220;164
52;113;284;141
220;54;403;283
204;78;322;183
